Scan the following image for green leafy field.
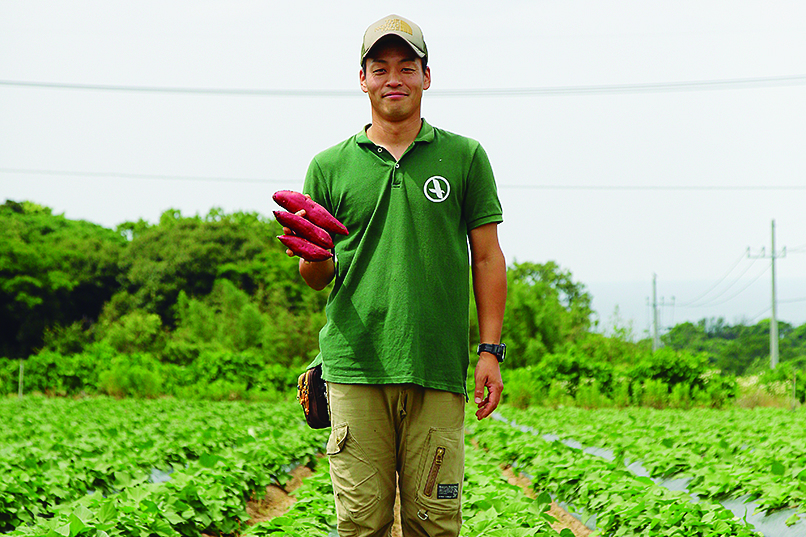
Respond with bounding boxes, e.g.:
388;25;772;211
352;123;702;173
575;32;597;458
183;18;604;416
1;397;570;537
1;397;328;536
2;397;804;536
496;406;806;515
471;405;806;536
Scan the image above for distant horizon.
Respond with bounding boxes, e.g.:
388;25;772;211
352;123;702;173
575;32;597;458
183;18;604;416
587;277;806;340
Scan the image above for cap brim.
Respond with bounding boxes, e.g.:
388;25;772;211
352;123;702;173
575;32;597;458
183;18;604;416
361;32;426;62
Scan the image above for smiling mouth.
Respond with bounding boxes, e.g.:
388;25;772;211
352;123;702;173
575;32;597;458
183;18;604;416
383;92;408;98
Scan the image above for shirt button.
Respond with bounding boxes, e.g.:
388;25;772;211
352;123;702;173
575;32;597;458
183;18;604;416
395;163;400;169
377;147;383;153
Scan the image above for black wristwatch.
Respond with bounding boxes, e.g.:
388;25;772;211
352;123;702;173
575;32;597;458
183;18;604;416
477;343;506;363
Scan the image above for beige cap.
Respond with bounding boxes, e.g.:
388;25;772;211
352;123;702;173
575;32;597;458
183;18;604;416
361;14;427;65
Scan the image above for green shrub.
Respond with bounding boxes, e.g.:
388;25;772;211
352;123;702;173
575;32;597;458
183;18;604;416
535;349;615;397
253;363;300;394
669;382;692;409
703;373;739;408
630;380;644;406
206;379;247;401
41;321;94;355
162;338;203;366
692;385;712;407
575;380;612;408
1;358;20;395
569;330;644;366
99;311;165;354
20;343;116;395
630;348;709;389
640;379;669;409
546;381;574;408
233;303;264;351
188;349;267;389
98;353;163;398
612;380;631;407
758;363;805;403
500;366;545;408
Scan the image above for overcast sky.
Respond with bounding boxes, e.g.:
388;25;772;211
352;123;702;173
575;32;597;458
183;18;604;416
2;1;805;336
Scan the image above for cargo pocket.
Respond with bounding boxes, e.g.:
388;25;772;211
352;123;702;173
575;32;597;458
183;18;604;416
414;425;464;515
327;423;381;519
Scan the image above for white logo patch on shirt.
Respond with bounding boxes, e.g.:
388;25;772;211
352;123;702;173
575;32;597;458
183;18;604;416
424;176;451;203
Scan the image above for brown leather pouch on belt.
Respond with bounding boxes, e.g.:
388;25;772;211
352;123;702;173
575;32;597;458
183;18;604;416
297;364;330;429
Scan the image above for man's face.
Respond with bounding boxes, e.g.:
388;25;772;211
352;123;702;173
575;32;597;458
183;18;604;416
360;37;431;123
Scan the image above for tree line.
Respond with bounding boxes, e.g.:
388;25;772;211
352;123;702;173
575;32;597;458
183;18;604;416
1;199;803;404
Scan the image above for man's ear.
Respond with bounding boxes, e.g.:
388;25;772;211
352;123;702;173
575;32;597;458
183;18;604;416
359;68;368;93
423;66;431;91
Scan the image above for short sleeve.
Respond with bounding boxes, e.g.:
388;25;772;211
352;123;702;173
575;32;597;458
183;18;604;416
462;143;503;232
302;157;332;214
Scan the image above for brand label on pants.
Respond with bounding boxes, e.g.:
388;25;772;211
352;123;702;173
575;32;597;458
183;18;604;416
437;483;459;499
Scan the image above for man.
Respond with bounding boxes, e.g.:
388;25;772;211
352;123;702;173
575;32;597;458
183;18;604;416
290;14;506;537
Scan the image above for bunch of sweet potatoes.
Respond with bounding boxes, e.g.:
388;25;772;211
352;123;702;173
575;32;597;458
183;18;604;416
273;190;348;261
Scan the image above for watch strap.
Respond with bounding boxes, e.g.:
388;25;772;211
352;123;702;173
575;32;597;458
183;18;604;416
477;343;506;363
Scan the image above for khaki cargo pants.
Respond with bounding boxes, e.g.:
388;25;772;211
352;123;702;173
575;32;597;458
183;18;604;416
326;383;465;537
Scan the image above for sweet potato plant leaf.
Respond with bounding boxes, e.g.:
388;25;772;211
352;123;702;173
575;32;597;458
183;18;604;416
149;517;175;537
162;509;184;525
126;486;150;504
67;514;87;537
785;513;801;526
199;453;223;468
98;502;117;523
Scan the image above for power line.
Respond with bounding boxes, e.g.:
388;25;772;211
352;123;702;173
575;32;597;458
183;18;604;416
499;185;806;191
751;298;806;323
749;304;772;323
3;167;806;191
0;168;285;185
692;263;771;308
676;252;748;307
2;74;806;97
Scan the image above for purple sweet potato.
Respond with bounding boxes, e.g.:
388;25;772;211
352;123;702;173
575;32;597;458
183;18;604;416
277;235;333;262
272;190;349;236
274;210;334;249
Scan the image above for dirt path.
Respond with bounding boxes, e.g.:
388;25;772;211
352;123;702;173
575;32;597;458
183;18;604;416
245;465;314;523
246;465;590;537
502;466;592;537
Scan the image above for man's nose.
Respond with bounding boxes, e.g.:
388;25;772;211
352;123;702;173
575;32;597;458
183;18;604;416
386;71;403;86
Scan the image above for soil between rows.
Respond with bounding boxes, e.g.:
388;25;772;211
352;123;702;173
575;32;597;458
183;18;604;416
245;464;591;537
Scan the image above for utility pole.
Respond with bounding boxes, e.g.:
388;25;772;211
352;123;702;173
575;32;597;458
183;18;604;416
647;275;675;351
771;220;779;369
748;220;786;369
652;273;661;351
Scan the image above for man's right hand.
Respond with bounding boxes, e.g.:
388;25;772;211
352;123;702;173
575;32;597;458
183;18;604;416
284;201;336;290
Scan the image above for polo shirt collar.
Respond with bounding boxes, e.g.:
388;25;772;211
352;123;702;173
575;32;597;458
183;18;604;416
356;118;435;146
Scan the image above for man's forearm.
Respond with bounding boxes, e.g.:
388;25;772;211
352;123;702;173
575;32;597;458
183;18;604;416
469;223;507;345
473;251;507;345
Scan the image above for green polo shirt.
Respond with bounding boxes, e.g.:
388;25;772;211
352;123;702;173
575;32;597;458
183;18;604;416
304;119;502;396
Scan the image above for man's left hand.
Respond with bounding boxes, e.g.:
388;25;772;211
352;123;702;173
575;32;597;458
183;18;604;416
473;354;503;420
